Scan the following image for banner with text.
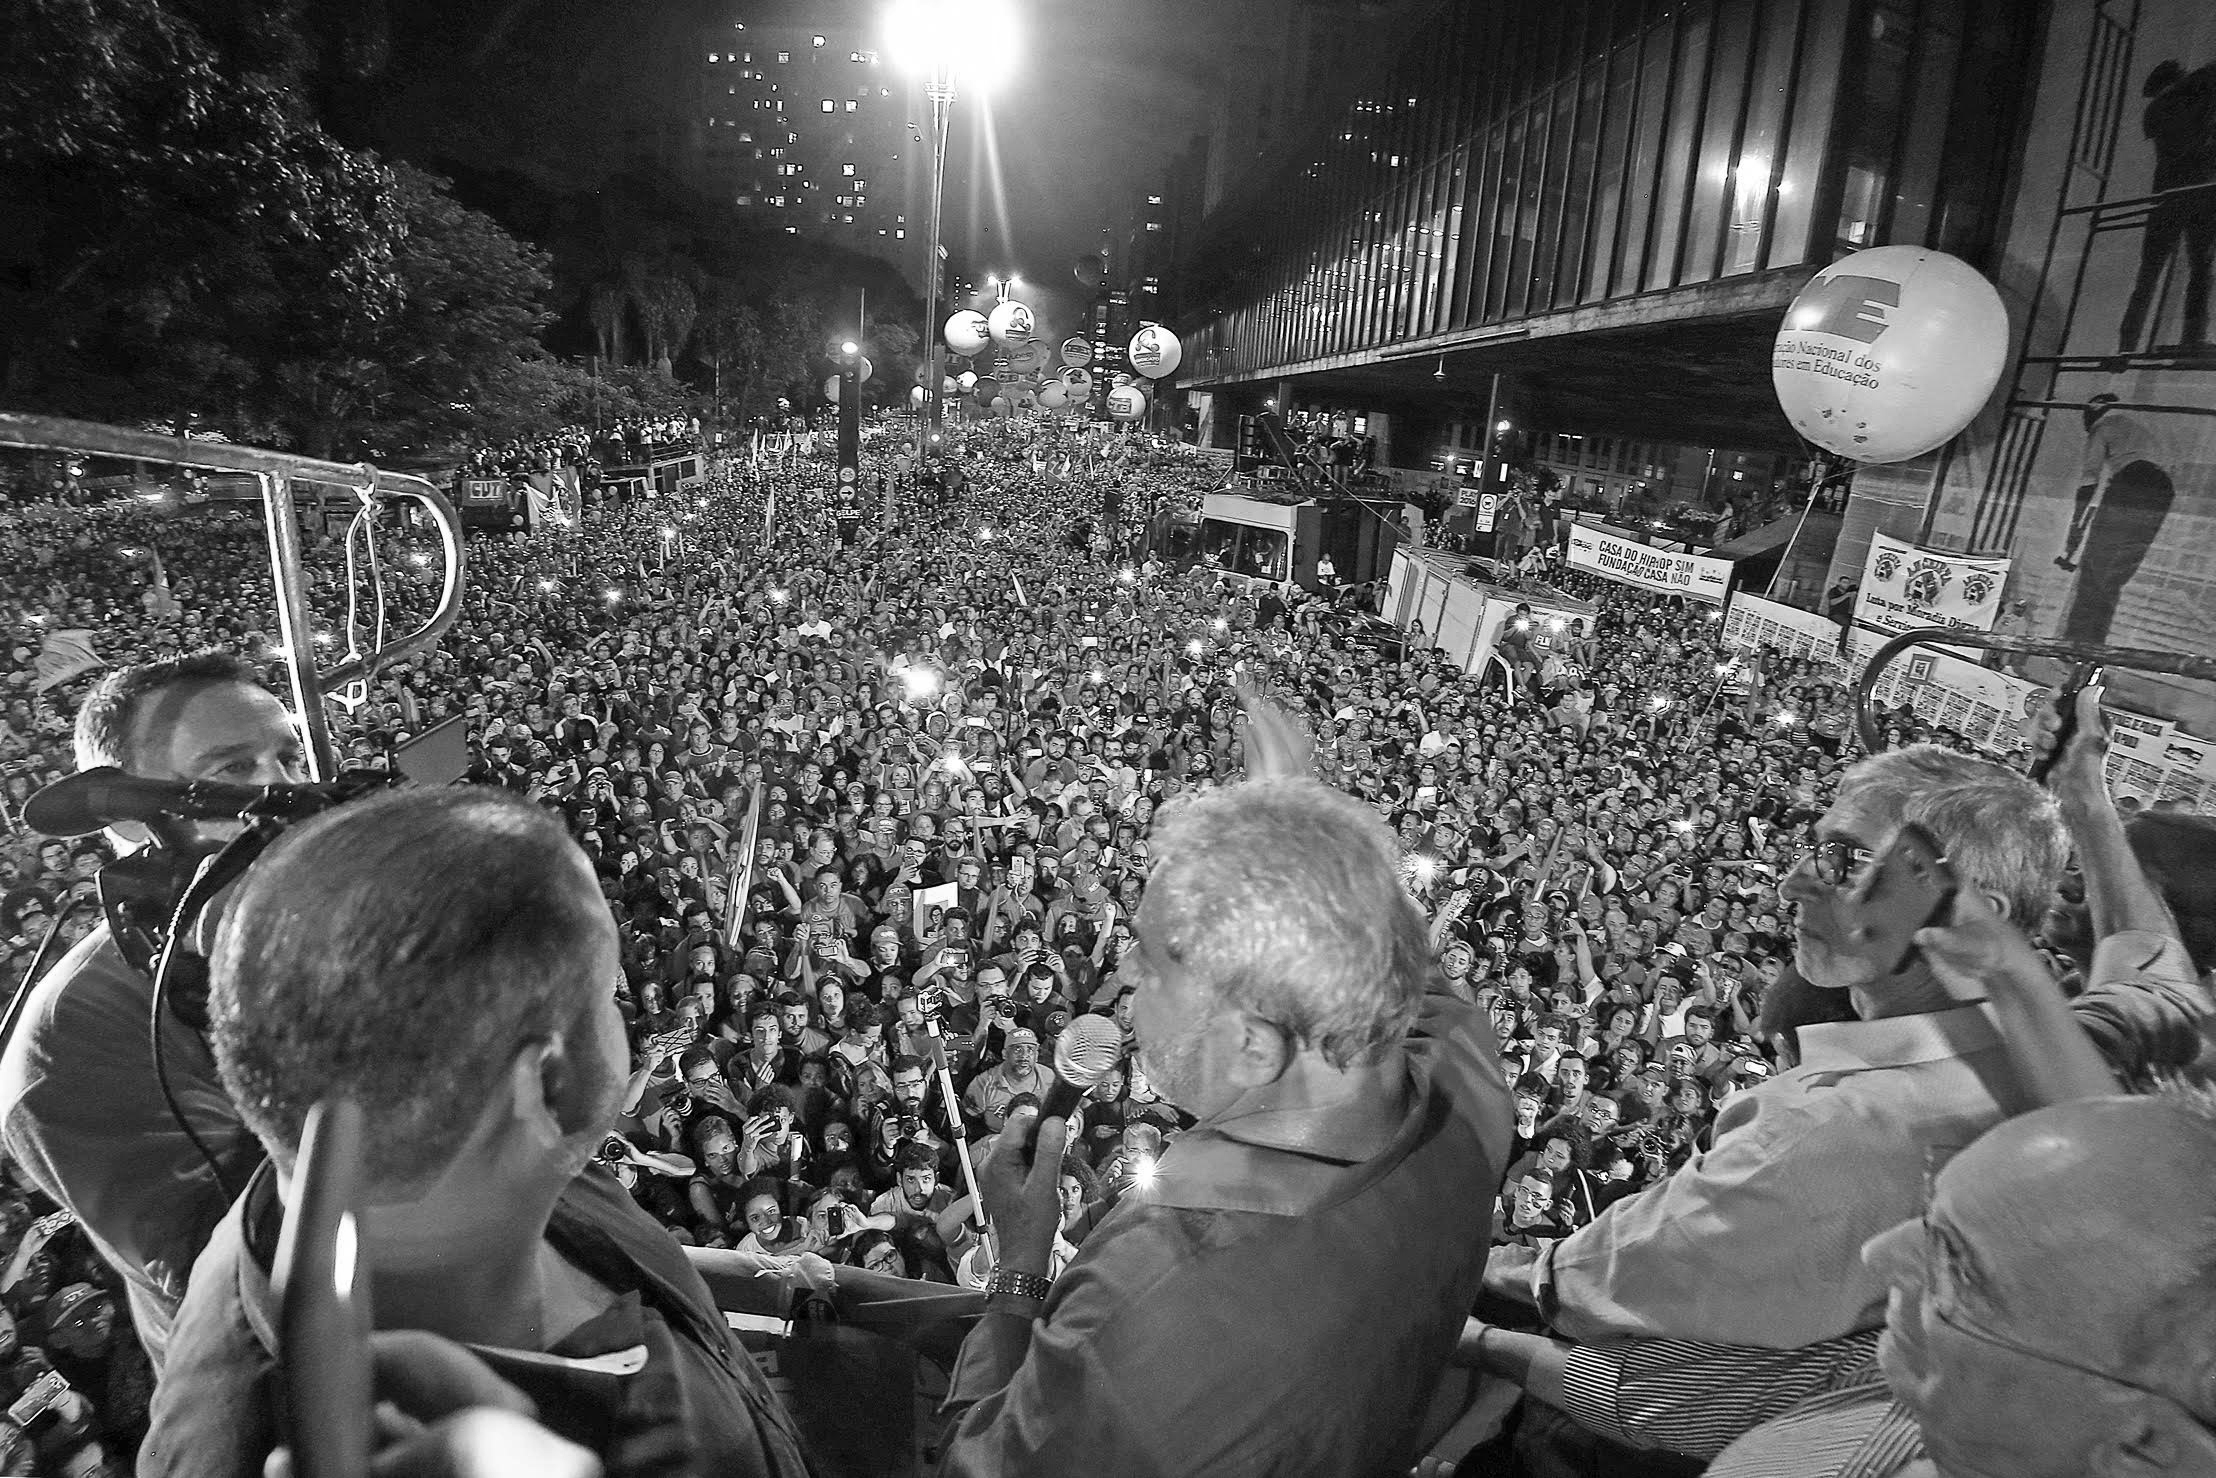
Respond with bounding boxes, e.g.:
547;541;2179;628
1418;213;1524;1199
1854;534;2012;638
1565;524;1733;605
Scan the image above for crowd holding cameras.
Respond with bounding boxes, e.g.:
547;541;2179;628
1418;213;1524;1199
1;403;2214;1478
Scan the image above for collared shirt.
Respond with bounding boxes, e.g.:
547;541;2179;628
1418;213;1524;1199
1535;1004;2023;1348
934;987;1512;1478
1707;1376;1930;1478
142;1163;814;1478
1555;1331;1885;1459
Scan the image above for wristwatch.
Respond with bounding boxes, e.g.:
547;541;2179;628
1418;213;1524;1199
986;1267;1053;1309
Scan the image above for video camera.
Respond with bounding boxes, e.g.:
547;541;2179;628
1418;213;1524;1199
16;766;403;1027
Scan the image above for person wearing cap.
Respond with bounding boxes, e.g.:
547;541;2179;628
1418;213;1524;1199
960;1024;1057;1136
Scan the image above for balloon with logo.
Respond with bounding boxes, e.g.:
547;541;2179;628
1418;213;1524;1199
987;299;1035;348
1059;367;1094;397
1107;384;1148;422
1127;323;1183;380
1008;339;1048;375
957;371;978;390
1771;245;2010;464
990;395;1014;418
1074;255;1105;289
1060;336;1093;368
943;376;961;396
944;310;991;357
822;376;840;403
1037;380;1071;410
1015;389;1039;412
972;376;1001;407
910;386;926;409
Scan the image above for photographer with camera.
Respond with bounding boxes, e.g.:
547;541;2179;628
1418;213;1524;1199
0;653;303;1370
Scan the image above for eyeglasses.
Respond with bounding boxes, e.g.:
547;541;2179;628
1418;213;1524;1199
1792;839;1875;887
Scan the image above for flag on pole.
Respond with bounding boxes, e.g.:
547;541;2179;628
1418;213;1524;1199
721;782;764;950
143;548;180;619
33;630;105;692
1010;574;1030;609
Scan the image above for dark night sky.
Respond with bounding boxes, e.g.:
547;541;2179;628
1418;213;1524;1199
353;0;1290;329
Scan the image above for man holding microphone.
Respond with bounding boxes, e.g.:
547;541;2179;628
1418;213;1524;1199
933;695;1512;1476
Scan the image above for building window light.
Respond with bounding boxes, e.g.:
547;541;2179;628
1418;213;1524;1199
812;34;826;46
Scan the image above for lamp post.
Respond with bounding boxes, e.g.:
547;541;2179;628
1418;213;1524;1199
887;0;1018;445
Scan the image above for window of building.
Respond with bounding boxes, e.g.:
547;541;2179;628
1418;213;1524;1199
737;195;755;206
842;162;855;175
776;50;789;62
1145;222;1162;231
812;34;826;46
895;229;905;238
845;100;857;111
821;99;835;112
707;52;719;62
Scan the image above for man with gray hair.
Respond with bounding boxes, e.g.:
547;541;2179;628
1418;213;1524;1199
937;765;1513;1475
1469;744;2093;1476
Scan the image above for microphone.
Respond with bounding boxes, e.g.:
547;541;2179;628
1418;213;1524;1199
1024;1014;1124;1165
23;767;351;838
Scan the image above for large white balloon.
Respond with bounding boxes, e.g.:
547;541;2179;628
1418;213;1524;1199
988;300;1036;347
957;371;979;390
1007;339;1047;374
857;355;874;384
1107;385;1148;422
1127;323;1183;379
1059;367;1094;396
823;376;841;403
910;385;926;408
1771;246;2010;464
945;310;991;357
1037;380;1071;409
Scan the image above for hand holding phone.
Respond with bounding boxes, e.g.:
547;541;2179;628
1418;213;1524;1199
1849;822;1960;975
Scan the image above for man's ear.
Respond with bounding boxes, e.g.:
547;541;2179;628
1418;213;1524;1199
1227;1011;1292;1091
506;1035;568;1142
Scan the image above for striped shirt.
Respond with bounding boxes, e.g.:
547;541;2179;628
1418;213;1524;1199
1706;1377;1930;1478
1556;1332;1885;1459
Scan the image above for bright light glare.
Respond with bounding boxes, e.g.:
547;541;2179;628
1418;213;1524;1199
539;578;557;592
1649;695;1669;711
604;588;621;603
1186;639;1204;657
1117;567;1135;584
1212;618;1228;632
1672;818;1694;833
1495;419;1512;433
661;525;677;539
770;588;791;604
884;0;1019;88
1774;710;1796;727
903;667;940;699
1089;669;1105;683
409;552;430;568
977;526;993;541
840;340;859;356
1130;1154;1158;1188
1409;854;1439;884
1546;617;1564;633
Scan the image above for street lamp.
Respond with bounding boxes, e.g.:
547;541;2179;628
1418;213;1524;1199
887;0;1019;440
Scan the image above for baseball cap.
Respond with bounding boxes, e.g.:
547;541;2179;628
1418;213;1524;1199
1004;1027;1039;1048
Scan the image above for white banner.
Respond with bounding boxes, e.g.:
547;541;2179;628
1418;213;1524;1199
1565;524;1733;605
1853;534;2011;637
1721;594;1843;662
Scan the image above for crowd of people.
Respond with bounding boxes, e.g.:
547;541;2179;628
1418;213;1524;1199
0;407;2211;1476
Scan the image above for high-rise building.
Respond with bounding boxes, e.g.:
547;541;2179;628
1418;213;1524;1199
687;0;921;271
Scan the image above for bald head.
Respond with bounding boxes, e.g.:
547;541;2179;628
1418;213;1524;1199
1951;1096;2216;1382
1868;1092;2216;1478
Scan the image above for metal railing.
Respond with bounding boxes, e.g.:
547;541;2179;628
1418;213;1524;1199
0;413;466;780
